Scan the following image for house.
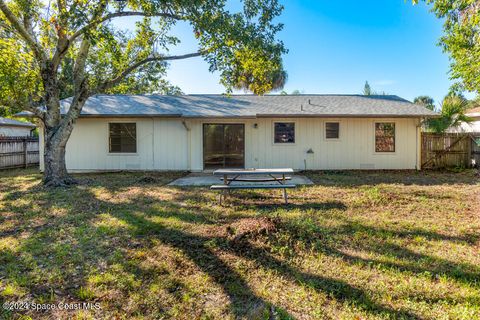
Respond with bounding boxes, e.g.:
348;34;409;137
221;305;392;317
0;117;36;137
457;107;480;133
33;94;437;172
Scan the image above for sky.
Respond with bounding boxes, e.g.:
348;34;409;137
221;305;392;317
117;1;459;106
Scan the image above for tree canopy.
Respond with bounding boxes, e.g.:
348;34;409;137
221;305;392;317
425;95;471;133
413;95;435;110
0;0;287;186
363;81;372;96
414;0;480;94
362;81;389;96
0;0;287;115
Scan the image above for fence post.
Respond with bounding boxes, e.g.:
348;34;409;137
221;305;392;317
467;135;472;168
23;137;28;168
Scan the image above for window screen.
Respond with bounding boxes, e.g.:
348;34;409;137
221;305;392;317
109;123;137;153
375;123;395;152
325;122;340;139
274;122;295;143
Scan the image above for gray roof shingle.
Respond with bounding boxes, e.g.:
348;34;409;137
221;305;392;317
0;117;36;127
24;94;439;118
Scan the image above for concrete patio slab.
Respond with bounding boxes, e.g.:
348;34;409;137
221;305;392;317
168;172;314;187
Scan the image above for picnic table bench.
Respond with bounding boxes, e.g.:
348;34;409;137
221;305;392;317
210;168;296;204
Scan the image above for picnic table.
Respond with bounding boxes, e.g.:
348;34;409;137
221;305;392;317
210;168;296;204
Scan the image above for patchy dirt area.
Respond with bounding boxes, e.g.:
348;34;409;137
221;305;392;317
226;217;277;242
1;169;479;319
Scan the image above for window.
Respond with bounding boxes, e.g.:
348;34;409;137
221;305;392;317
109;123;137;153
325;122;340;139
375;122;395;152
274;122;295;143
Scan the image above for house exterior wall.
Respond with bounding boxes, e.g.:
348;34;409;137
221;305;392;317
188;117;420;171
456;116;480;133
0;126;32;137
38;117;421;172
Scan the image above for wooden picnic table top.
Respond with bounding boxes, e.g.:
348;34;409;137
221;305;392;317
213;168;294;176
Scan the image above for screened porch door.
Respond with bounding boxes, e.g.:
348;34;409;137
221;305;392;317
203;124;245;169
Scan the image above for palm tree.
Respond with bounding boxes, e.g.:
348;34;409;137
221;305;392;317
413;96;435;110
425;95;472;133
467;95;480;110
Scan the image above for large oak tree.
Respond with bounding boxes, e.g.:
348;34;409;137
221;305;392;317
0;0;287;186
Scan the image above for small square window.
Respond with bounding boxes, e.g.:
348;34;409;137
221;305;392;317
375;122;395;152
325;122;340;139
109;123;137;153
274;122;295;143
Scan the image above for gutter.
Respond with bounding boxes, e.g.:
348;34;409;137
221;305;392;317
0;124;36;128
254;114;439;118
16;111;440;120
73;113;439;119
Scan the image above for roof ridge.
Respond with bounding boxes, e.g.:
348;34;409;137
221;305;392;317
87;93;404;98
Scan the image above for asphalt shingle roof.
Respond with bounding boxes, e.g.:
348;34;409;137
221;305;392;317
466;106;480;115
53;94;437;118
0;117;35;127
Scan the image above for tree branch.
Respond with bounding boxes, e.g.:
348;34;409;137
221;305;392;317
51;0;69;68
69;11;185;43
97;52;202;92
22;97;46;120
0;0;46;63
60;1;109;134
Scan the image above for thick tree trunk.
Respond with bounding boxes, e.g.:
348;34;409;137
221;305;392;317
41;90;88;187
43;131;76;187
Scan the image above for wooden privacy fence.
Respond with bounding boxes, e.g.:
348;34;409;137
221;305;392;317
472;134;480;168
421;133;474;169
0;136;39;169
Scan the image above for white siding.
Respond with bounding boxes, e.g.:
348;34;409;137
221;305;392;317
153;119;188;170
38;118;186;172
189;117;420;171
451;116;480;133
39;117;421;172
63;118;154;171
0;126;32;137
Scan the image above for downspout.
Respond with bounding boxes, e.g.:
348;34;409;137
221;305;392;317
152;118;155;170
416;118;423;170
182;120;191;171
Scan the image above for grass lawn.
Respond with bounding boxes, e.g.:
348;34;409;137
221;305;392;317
0;169;479;319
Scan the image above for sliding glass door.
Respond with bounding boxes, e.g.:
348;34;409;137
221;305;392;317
203;124;245;169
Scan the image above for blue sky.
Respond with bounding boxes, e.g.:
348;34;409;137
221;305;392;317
118;1;457;106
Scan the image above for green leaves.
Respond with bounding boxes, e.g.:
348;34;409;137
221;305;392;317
425;95;472;132
0;37;40;115
0;0;287;115
414;0;480;93
413;96;435;110
228;46;286;94
363;81;372;96
187;0;287;94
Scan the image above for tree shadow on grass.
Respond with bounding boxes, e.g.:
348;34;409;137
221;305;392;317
304;170;480;187
111;209;282;318
226;240;420;319
254;201;348;212
270;214;480;289
1;170;479;319
0;183;292;318
109;203;421;319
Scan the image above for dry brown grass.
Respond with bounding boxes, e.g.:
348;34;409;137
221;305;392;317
0;169;479;319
